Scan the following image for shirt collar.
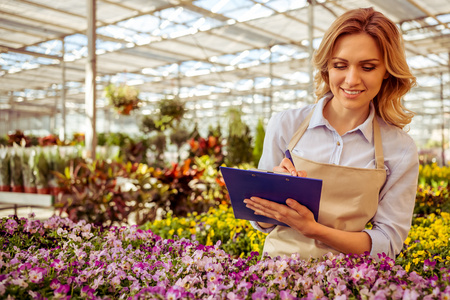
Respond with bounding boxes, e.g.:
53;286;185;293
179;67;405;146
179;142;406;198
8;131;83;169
309;92;375;142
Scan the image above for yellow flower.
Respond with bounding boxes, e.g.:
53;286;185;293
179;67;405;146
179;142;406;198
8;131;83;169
405;262;411;272
206;235;212;246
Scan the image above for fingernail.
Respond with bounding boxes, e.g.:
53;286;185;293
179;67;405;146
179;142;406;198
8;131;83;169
291;171;296;176
243;199;248;204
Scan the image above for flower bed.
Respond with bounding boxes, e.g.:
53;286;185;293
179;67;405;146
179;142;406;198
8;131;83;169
1;214;449;299
145;204;267;257
147;204;450;278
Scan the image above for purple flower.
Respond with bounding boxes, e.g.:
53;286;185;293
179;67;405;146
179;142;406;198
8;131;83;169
252;287;269;300
28;290;44;300
423;259;437;272
4;219;18;234
18;262;32;271
81;285;94;298
166;286;184;300
50;259;65;271
55;284;70;297
50;278;60;290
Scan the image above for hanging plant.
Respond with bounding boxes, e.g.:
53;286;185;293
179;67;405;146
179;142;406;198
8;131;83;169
104;83;141;115
158;97;186;123
140;97;186;134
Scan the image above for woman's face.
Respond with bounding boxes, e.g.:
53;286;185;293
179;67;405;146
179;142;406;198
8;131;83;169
327;33;388;114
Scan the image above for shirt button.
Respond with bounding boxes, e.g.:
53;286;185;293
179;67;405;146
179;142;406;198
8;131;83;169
337;141;341;146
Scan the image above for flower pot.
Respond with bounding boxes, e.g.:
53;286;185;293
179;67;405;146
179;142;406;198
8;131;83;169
0;186;10;192
11;186;24;193
50;187;64;196
37;187;51;195
24;187;37;193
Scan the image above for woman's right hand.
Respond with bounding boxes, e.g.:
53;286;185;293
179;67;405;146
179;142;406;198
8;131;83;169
273;158;307;177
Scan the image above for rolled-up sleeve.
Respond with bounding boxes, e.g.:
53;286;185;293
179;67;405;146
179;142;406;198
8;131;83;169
250;220;276;233
363;138;419;259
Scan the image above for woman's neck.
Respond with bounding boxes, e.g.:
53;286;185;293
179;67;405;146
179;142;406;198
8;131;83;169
323;98;370;136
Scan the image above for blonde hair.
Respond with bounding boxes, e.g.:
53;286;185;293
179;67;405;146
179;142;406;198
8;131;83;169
312;7;416;129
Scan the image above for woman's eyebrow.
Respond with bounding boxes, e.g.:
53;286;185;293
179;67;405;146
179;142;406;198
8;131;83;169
331;57;380;63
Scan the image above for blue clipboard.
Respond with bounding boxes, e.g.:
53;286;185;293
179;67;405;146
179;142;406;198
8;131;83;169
220;166;322;227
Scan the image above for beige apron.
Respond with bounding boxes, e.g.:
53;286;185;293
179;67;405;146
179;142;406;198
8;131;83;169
263;109;387;259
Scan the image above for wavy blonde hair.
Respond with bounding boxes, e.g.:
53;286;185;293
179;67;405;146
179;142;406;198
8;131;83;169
312;7;416;129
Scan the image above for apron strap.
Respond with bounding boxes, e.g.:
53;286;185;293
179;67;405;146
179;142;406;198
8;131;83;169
287;106;385;170
372;116;385;170
287;110;314;152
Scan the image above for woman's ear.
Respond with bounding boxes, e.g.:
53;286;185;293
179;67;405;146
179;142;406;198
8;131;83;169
383;72;390;79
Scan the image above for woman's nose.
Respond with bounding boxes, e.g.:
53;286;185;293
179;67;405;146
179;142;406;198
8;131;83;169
345;67;361;86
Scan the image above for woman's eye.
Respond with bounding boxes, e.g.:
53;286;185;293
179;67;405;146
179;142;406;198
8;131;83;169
363;66;376;71
333;64;346;69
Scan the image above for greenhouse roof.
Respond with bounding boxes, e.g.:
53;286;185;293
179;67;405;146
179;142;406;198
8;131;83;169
0;0;449;145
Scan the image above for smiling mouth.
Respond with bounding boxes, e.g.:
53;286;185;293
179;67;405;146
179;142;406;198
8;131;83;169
342;89;363;95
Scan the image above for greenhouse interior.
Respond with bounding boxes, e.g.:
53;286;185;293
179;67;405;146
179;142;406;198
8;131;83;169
1;0;450;299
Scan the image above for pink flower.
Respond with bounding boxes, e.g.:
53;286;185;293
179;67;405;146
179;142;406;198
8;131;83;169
92;276;104;289
29;267;46;283
11;277;28;288
50;259;65;271
280;290;296;300
111;275;121;288
403;288;420;300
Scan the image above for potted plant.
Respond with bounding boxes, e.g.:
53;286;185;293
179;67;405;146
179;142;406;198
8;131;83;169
21;148;37;193
33;149;50;194
104;83;141;115
0;148;10;191
9;147;24;193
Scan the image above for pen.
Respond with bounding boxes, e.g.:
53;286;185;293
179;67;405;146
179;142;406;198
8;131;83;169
285;149;295;168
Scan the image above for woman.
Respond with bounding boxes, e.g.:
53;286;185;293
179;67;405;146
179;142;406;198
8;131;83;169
245;7;419;260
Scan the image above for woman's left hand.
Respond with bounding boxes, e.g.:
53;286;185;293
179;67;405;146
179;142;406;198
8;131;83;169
244;196;317;237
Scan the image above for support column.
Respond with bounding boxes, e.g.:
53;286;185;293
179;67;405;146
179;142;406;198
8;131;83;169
85;0;97;159
441;72;445;165
307;0;315;104
60;38;67;142
269;45;273;118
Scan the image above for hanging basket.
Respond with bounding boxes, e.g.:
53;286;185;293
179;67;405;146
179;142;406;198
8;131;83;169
116;103;135;115
104;84;141;115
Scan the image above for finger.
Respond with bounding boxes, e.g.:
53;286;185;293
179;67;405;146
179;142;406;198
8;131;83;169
244;197;276;212
286;198;314;219
297;170;307;177
274;158;297;176
245;197;284;219
286;198;303;209
246;201;277;219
